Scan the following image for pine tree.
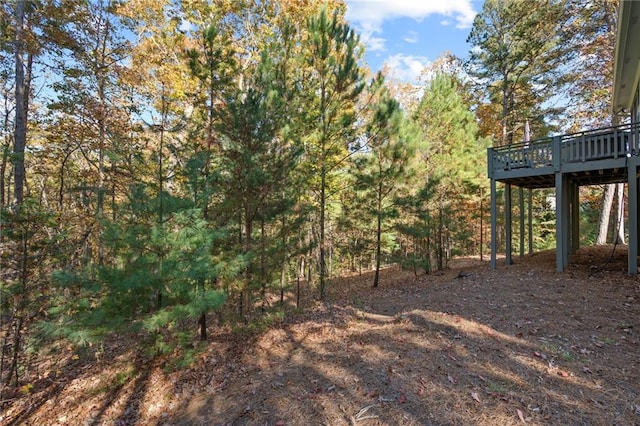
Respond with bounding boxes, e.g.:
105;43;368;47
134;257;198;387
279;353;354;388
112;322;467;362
45;185;240;351
467;0;567;145
216;49;302;315
414;73;489;267
353;77;422;287
302;6;364;300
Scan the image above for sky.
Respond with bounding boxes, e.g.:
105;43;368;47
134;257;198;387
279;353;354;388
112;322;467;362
344;0;483;83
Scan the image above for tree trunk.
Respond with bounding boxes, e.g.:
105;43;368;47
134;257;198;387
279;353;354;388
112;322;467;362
296;256;302;309
616;182;625;244
319;156;327;300
260;218;267;311
96;18;110;266
13;0;26;205
280;214;287;307
373;181;382;288
435;208;441;271
479;188;483;261
501;79;508;145
198;312;207;341
596;184;615;244
244;206;253;318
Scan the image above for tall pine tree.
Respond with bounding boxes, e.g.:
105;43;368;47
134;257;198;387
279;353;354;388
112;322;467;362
302;6;364;300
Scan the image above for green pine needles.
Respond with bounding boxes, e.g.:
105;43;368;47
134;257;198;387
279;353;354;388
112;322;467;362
44;186;242;353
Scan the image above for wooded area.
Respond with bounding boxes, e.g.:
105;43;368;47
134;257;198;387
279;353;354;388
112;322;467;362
0;0;623;407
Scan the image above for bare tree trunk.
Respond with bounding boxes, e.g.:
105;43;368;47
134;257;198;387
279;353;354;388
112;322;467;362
479;188;483;261
296;256;302;309
501;78;509;146
96;13;111;266
373;181;382;288
1;144;9;208
319;156;327;300
616;182;625;244
243;204;253;319
280;214;287;307
13;0;26;205
437;206;444;271
199;279;207;341
198;313;207;341
596;184;615;244
260;218;266;311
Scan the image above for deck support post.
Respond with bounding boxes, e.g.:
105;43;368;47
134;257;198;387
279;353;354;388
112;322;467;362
519;187;525;258
528;188;533;254
628;163;638;275
505;183;512;265
570;183;580;254
555;172;570;272
490;178;497;270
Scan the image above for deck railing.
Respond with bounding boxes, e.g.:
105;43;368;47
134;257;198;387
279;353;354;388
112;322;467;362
489;121;640;176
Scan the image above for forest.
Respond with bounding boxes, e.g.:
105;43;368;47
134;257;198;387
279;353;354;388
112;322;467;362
0;0;623;409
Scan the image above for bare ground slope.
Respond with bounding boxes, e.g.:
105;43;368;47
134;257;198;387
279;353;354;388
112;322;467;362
4;245;640;425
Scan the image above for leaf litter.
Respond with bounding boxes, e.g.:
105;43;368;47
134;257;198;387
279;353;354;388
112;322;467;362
3;245;640;425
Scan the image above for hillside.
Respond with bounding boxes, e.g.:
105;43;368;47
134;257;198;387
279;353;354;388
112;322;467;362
3;245;640;425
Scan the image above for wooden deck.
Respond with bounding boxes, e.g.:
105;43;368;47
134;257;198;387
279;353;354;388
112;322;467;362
487;121;640;274
488;122;640;188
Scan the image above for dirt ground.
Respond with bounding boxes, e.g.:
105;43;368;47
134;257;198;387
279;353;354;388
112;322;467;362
3;245;640;425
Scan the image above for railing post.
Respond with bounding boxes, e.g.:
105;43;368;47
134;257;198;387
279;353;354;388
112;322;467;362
552;136;562;171
487;147;494;179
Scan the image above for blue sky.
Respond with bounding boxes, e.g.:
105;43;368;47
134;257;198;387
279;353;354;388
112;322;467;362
344;0;483;82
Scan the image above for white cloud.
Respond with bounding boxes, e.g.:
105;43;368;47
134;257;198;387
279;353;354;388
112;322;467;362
346;0;476;53
384;54;431;83
346;0;477;29
366;34;387;52
403;30;418;44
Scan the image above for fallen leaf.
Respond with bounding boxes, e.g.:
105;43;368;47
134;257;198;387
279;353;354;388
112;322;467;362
557;370;569;378
517;409;525;423
366;390;379;398
471;392;481;403
398;392;407;404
